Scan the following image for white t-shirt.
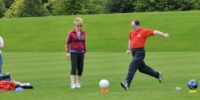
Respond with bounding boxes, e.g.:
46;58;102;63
0;36;4;54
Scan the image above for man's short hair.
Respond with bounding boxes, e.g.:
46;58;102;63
134;20;140;26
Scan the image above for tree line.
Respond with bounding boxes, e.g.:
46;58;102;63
0;0;200;18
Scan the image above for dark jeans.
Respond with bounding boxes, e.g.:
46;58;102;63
125;48;159;87
70;52;84;76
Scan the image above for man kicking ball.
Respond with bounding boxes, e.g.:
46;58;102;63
121;20;169;90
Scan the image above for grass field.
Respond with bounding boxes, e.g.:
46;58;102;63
0;11;200;100
0;52;200;100
0;11;200;52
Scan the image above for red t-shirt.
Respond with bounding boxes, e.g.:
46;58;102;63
129;27;154;49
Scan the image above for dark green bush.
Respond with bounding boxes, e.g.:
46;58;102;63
0;0;6;18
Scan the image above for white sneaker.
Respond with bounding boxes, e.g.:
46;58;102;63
71;84;76;89
158;72;162;83
121;81;129;90
75;83;81;88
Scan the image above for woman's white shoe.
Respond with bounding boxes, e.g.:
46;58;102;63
71;84;76;89
75;83;81;88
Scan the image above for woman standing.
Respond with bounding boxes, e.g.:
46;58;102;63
65;17;86;89
0;36;4;74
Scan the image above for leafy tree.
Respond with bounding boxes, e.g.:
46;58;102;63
120;0;135;12
42;0;48;4
0;0;6;18
102;0;134;13
4;0;24;18
17;0;50;17
52;0;67;15
193;0;200;9
52;0;87;15
44;0;55;14
134;0;200;12
2;0;15;9
82;0;103;14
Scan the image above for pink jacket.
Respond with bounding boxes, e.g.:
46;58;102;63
66;29;86;53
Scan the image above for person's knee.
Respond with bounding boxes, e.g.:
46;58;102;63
138;68;144;73
77;70;83;76
71;69;76;75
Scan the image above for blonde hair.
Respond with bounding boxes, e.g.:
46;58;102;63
74;17;83;25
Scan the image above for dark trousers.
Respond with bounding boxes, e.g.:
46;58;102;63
125;48;159;87
70;52;84;76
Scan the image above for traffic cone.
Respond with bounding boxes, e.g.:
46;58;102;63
101;88;108;92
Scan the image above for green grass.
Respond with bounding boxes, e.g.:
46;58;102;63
0;11;200;99
0;52;200;100
0;11;200;52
